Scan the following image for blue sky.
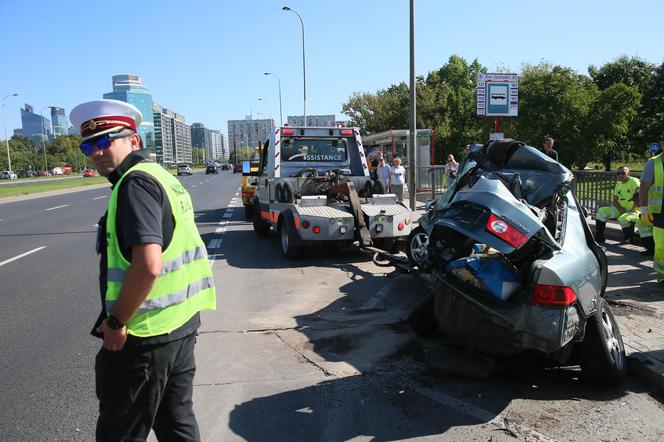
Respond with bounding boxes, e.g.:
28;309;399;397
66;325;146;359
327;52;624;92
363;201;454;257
1;0;662;136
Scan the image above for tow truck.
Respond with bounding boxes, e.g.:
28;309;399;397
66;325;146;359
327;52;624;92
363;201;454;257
241;160;260;219
247;126;413;259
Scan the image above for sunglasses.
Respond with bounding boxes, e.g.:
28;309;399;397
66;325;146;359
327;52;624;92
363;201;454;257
80;131;132;156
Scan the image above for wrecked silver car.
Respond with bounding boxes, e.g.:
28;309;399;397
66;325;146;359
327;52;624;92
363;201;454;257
409;140;626;384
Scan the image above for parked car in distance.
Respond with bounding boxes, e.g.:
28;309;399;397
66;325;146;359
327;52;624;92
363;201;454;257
220;164;231;171
177;164;193;176
83;169;98;177
206;164;219;174
0;170;17;180
233;163;243;173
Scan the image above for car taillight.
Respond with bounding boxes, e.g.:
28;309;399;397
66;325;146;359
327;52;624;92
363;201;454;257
485;214;528;248
340;129;354;136
282;128;295;135
312;226;321;234
531;285;577;306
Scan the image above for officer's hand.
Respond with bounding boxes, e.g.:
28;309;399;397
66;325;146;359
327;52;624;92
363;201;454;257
96;319;128;351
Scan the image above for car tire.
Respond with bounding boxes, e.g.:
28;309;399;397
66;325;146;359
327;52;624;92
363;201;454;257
244;204;254;220
252;200;270;237
407;225;429;267
408;293;438;338
279;216;302;259
577;298;627;385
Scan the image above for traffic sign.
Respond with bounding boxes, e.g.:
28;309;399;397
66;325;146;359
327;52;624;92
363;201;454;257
477;73;518;117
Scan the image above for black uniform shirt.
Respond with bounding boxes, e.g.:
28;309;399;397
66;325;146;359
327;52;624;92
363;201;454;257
93;150;200;345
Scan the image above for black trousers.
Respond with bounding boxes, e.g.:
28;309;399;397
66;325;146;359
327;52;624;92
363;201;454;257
95;333;200;442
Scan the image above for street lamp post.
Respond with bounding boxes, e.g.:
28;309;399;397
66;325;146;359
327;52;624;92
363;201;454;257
40;106;54;175
264;72;283;126
282;6;306;127
2;93;18;174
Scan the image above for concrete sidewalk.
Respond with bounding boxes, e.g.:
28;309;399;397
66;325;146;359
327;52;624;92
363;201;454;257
408;199;663;393
588;219;664;393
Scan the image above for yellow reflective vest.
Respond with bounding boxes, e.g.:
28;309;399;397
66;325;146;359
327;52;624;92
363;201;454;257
614;176;640;211
648;155;664;215
105;162;216;337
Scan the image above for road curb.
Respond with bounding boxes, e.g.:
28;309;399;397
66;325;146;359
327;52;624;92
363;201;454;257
627;354;664;394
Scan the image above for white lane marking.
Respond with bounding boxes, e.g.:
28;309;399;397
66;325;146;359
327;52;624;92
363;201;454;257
215;227;226;234
92;196;107;200
93;224;98;227
192;185;197;188
207;238;222;249
235;192;239;196
0;246;47;268
45;204;69;211
223;212;233;218
218;220;227;226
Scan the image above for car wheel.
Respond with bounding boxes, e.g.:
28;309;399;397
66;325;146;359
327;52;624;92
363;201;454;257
279;216;302;259
407;226;429;267
252;200;270;237
407;293;438;338
244;204;254;220
577;298;627;385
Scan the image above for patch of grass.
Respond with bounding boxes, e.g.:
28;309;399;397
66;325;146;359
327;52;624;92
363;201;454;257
0;176;107;198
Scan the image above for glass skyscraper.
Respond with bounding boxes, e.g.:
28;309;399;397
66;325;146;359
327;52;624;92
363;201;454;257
20;103;51;141
50;107;68;138
103;75;155;153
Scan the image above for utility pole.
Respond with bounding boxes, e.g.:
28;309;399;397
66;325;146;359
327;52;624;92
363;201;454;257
408;0;417;210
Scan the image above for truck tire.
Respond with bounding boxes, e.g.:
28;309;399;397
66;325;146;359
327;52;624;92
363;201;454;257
252;200;270;237
372;180;386;195
281;182;294;203
244;204;254;220
275;183;284;202
577;298;627;385
279;216;302;259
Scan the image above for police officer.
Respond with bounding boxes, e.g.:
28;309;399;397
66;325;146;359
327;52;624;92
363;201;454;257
640;141;664;281
594;166;640;243
70;100;216;441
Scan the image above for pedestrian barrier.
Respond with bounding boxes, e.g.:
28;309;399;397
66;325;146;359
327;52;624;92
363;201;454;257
409;167;642;213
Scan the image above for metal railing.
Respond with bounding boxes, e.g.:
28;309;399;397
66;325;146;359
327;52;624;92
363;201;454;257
409;167;640;211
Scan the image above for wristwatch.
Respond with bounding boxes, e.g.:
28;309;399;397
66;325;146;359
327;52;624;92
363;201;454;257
106;314;125;330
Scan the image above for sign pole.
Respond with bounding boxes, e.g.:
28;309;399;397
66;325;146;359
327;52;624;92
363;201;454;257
494;117;501;134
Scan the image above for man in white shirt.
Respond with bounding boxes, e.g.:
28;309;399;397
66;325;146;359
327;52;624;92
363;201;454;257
376;158;390;187
388;157;406;202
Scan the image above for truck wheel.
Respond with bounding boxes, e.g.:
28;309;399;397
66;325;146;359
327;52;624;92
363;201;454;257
244;204;254;220
275;184;283;202
408;293;438;338
281;182;294;203
279;217;302;259
407;226;429;267
252;201;270;237
577;298;626;385
372;180;386;195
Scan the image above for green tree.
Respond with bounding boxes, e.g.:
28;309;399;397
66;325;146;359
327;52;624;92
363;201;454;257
586;83;641;170
229;147;257;164
504;63;597;167
342;83;410;133
639;61;664;147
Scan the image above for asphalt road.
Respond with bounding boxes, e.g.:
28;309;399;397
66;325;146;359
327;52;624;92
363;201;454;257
2;169;664;441
0;170;238;440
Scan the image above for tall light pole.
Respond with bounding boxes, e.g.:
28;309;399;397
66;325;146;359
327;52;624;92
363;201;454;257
40;106;54;174
2;93;18;173
408;0;417;210
282;6;306;127
264;72;283;126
